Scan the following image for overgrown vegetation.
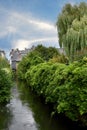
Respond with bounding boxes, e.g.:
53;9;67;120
17;45;60;80
0;56;9;68
0;56;12;104
17;1;87;127
17;45;87;126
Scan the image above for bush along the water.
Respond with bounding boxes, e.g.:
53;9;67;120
0;56;9;68
18;54;87;126
17;45;61;80
0;68;12;104
17;51;44;80
0;57;12;104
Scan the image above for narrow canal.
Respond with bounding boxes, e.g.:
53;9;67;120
0;82;85;130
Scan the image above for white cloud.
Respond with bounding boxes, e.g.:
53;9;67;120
0;7;59;50
13;40;31;50
12;36;59;50
29;20;55;30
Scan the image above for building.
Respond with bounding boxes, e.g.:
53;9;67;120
0;50;5;58
58;48;65;55
10;47;35;70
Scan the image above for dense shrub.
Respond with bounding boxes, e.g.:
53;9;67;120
50;54;69;64
30;60;86;125
17;51;44;80
17;45;60;80
18;49;87;126
34;44;60;61
25;62;64;95
0;56;12;104
0;57;9;68
0;68;12;103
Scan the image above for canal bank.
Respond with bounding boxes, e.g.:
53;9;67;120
0;82;86;130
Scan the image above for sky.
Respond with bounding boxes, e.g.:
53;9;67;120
0;0;87;58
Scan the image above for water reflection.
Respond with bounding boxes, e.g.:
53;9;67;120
17;82;82;130
8;83;38;130
0;104;13;130
0;82;86;130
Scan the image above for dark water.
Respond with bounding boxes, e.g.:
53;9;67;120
0;82;85;130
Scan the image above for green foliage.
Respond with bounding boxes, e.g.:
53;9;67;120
17;45;59;79
56;2;87;61
33;45;60;61
25;58;87;126
50;54;69;64
0;56;9;68
17;51;44;80
17;44;87;126
0;68;12;103
25;62;61;96
0;56;12;104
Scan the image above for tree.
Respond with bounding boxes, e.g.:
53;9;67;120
34;44;60;61
56;2;87;61
17;45;60;80
17;51;44;80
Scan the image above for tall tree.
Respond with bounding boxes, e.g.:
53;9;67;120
56;2;87;61
34;44;60;61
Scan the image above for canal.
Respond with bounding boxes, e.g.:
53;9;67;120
0;82;85;130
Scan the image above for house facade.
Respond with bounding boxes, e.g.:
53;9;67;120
0;50;5;58
10;47;35;70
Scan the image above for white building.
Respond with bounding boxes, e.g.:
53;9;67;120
0;50;5;58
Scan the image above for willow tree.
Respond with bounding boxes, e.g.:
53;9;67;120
56;2;87;61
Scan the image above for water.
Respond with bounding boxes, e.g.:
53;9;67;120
0;82;85;130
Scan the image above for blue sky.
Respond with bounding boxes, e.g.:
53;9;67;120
0;0;87;58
